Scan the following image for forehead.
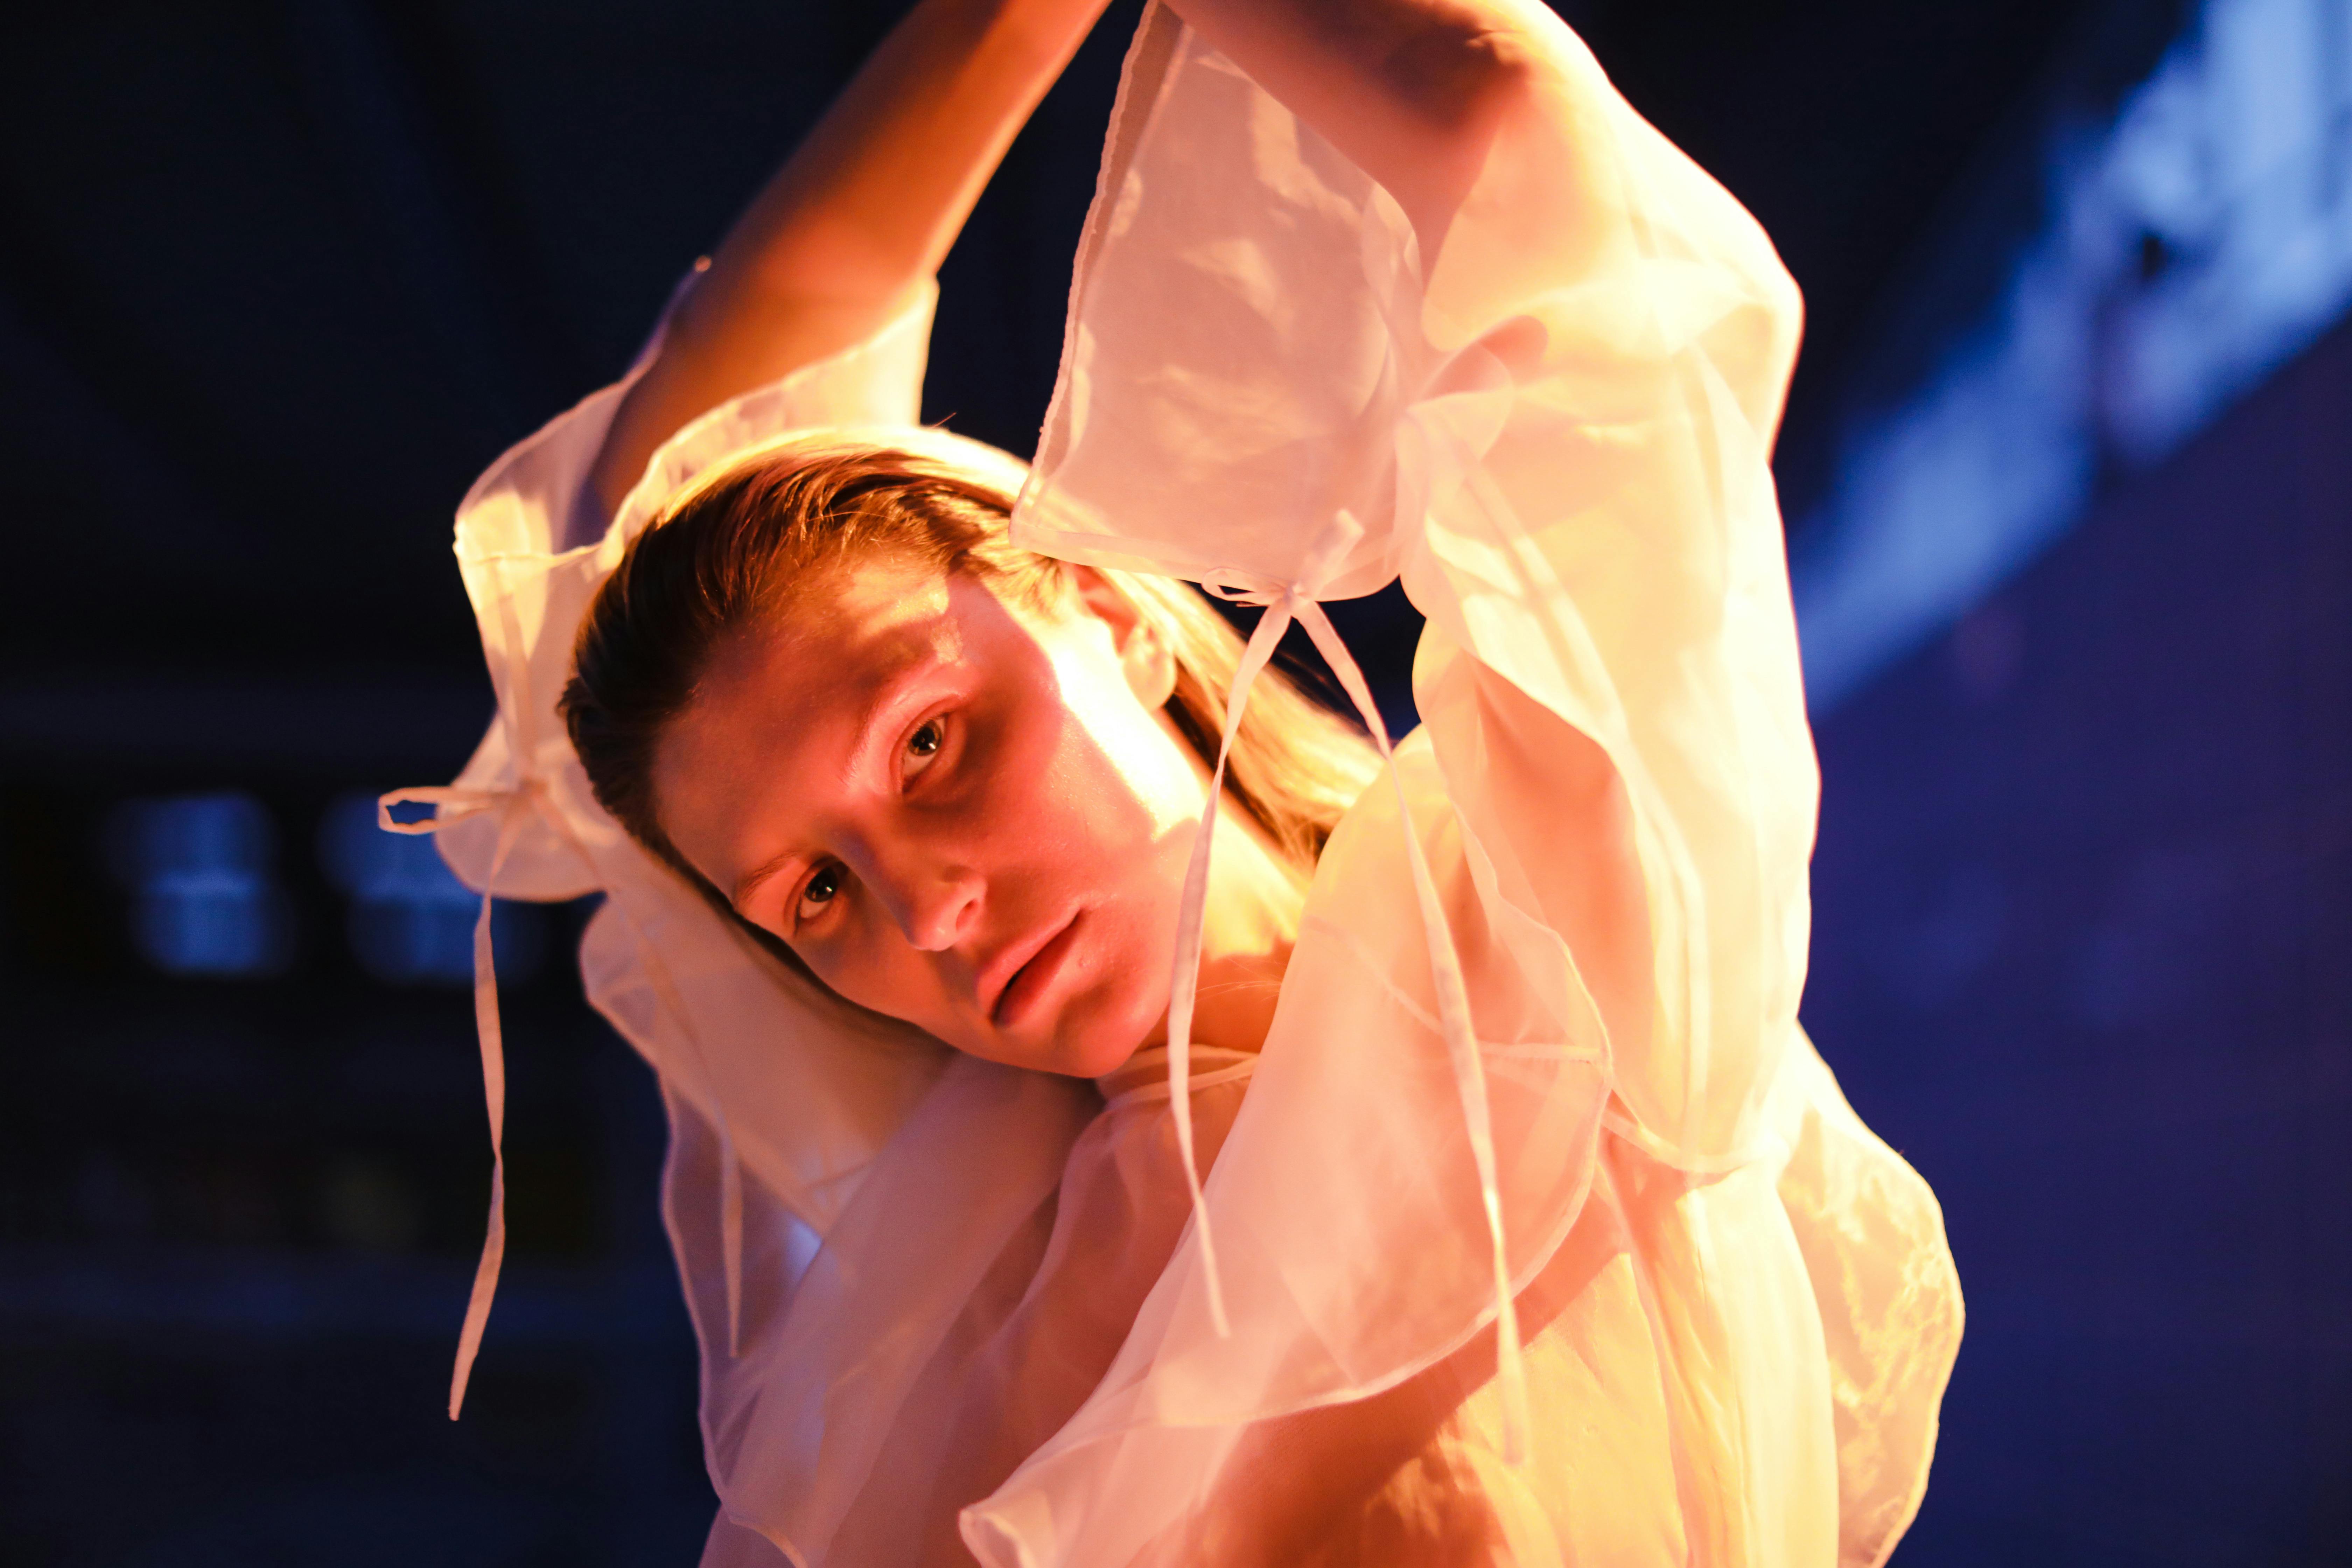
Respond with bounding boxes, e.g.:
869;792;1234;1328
730;553;962;688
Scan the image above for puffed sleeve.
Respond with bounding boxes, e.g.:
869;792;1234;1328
1012;0;1808;1179
405;277;1123;1567
985;7;1955;1566
432;275;943;902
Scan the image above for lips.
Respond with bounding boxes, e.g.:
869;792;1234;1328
985;908;1084;1029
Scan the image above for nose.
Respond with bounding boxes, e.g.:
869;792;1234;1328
901;870;982;951
861;845;983;952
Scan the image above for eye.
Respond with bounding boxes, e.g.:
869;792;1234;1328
903;715;948;781
796;864;843;923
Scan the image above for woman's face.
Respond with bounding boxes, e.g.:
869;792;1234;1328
651;556;1212;1079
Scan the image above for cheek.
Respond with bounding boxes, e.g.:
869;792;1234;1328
806;926;961;1033
1016;652;1204;1002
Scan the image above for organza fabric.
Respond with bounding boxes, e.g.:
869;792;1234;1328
403;4;1962;1565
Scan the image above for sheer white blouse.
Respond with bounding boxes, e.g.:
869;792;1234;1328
402;5;1963;1564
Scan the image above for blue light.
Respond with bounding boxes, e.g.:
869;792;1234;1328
109;792;292;978
317;792;542;987
1794;0;2352;709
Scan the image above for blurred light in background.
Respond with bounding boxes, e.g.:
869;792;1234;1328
317;791;543;987
104;791;292;978
1794;0;2352;708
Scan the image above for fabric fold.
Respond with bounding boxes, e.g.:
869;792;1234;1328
969;5;1955;1564
404;4;1961;1562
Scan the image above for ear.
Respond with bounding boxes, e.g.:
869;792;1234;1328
1069;567;1178;708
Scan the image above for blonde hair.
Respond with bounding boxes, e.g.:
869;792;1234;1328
561;442;1381;976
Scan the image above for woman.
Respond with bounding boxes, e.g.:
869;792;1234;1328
393;0;1964;1563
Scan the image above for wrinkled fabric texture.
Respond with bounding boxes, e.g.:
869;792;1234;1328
412;4;1961;1566
969;9;1961;1563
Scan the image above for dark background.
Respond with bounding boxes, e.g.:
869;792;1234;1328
4;0;2342;1563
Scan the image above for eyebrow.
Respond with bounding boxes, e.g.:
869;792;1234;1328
730;846;799;914
726;649;945;913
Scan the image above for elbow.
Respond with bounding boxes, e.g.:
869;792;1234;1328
1753;231;1806;379
1760;247;1804;352
1736;252;1805;441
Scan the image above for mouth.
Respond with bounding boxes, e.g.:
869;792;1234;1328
984;907;1085;1029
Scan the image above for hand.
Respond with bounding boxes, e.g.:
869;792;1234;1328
1162;0;1546;251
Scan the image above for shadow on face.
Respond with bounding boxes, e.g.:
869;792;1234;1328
651;555;1211;1078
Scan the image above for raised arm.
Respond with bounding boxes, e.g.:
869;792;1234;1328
583;0;1111;530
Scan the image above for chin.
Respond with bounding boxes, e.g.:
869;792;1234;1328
1052;1032;1147;1082
959;1010;1136;1080
1038;990;1162;1080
